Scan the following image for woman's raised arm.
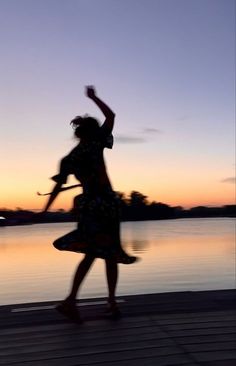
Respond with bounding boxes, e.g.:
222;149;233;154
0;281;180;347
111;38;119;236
86;86;115;133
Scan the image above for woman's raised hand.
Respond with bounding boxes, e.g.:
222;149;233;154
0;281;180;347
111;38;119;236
85;86;115;129
86;85;96;99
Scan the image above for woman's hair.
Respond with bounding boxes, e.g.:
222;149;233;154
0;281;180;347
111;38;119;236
70;115;100;139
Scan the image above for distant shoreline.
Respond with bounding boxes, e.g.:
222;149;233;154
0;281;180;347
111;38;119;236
1;190;235;227
0;205;235;227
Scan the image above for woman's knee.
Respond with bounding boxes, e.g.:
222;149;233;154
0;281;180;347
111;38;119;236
83;253;95;264
53;238;63;250
105;257;117;268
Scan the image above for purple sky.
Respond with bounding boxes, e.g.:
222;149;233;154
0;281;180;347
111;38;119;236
0;0;235;209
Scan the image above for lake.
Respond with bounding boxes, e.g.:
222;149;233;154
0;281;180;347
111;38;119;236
0;218;235;305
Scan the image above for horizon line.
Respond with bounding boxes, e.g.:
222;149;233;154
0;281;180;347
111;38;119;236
1;203;235;213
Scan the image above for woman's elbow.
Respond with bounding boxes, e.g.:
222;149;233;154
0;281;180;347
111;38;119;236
109;111;115;120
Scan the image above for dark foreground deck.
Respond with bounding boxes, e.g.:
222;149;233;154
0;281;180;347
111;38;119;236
0;290;236;366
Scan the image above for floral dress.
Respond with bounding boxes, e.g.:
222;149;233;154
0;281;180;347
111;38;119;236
52;126;132;261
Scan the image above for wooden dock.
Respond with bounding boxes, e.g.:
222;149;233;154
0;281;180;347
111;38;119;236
0;290;236;365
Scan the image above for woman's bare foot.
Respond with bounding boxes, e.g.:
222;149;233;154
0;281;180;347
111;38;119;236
55;300;82;324
105;301;121;319
117;252;139;265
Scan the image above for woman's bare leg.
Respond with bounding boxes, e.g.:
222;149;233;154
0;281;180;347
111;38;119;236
105;257;118;305
105;257;121;318
56;254;95;322
66;253;95;303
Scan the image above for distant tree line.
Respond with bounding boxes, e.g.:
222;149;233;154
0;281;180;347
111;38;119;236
0;190;235;226
116;191;236;221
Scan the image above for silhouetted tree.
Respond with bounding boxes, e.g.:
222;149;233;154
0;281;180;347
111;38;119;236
222;205;236;217
129;191;147;207
115;191;128;205
148;202;175;219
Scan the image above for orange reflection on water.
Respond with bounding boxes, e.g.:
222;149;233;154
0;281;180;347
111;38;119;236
0;219;235;305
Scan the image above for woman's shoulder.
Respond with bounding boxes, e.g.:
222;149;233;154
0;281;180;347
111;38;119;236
99;126;114;149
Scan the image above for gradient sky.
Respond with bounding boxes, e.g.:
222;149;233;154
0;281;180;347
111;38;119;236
0;0;235;210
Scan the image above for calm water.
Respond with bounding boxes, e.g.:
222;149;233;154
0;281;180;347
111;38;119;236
0;218;235;305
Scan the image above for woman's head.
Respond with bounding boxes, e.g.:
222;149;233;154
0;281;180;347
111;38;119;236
70;115;100;140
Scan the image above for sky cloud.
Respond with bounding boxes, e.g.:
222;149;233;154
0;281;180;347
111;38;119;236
115;128;162;144
143;128;162;134
221;177;236;184
115;135;146;144
176;115;191;121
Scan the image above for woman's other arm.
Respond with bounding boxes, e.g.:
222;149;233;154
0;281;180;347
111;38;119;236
42;155;71;212
42;182;62;213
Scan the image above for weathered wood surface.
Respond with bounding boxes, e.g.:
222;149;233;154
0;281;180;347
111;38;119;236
0;290;235;365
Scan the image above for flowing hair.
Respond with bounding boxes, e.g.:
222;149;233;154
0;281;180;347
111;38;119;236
70;115;100;139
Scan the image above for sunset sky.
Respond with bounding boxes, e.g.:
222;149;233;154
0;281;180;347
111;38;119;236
0;0;235;210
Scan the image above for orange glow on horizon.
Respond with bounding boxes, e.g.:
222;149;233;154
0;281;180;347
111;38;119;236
0;184;234;211
1;156;234;211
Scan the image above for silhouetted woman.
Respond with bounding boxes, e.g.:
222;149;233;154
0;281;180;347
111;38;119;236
42;86;137;322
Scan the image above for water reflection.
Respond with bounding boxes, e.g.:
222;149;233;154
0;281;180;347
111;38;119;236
123;239;150;253
0;218;235;305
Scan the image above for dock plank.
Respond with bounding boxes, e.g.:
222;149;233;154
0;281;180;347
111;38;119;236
0;290;235;366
